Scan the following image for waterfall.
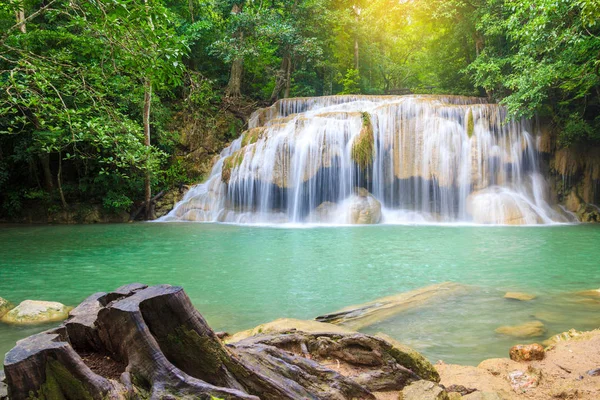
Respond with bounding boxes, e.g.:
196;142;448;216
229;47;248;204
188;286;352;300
160;95;572;225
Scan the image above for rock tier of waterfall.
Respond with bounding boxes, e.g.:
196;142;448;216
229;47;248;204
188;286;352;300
160;95;574;225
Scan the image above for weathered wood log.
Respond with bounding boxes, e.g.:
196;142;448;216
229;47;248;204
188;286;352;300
315;282;465;330
3;284;438;400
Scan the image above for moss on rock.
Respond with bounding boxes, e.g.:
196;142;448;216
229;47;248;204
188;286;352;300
351;112;375;169
241;127;266;147
221;150;245;184
466;108;474;138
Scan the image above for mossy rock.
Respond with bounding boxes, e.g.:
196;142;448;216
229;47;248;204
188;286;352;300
351;112;375;169
466;108;474;138
0;297;14;319
241;127;266;147
221;149;245;184
376;333;440;382
1;300;71;325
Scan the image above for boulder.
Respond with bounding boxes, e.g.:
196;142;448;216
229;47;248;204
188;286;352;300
0;300;71;325
503;292;536;301
399;380;449;400
348;188;382;224
467;188;543;225
0;297;13;318
509;344;545;361
495;321;546;338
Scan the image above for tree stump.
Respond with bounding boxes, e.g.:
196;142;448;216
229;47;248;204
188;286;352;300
3;284;428;399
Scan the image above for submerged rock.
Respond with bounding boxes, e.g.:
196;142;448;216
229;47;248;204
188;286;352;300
495;321;546;338
504;292;536;301
577;288;600;297
399;380;449;400
0;297;13;318
316;282;466;330
509;344;545;361
0;300;71;324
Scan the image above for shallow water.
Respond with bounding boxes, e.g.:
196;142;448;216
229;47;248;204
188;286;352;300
1;223;599;366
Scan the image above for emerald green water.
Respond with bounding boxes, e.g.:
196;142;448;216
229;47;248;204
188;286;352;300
1;223;600;366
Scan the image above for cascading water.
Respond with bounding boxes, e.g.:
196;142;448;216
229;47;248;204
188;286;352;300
160;95;572;225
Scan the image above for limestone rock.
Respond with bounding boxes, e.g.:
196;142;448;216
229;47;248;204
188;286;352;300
0;297;13;318
447;393;462;400
399;380;449;400
0;300;71;325
495;321;546;338
467;188;543;225
503;292;536;301
564;190;583;213
542;328;582;347
577;204;600;222
462;392;503;400
347;188;382;224
509;344;545;361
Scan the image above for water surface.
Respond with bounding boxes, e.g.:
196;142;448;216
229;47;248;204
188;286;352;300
1;223;599;365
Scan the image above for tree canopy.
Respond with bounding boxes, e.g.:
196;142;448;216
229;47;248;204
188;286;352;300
1;0;599;217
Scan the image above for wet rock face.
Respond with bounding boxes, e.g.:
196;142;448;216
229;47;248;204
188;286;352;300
0;300;71;325
348;188;382;224
509;344;545;362
3;284;438;400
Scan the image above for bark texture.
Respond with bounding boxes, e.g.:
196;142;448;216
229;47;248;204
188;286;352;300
3;284;431;399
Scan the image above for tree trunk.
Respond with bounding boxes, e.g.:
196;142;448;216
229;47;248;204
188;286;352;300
143;79;153;220
270;56;290;103
57;151;67;209
284;56;292;98
39;154;53;192
353;5;361;71
226;4;244;98
15;1;26;33
226;57;244;98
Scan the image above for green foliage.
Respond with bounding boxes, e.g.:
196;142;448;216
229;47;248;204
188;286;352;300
469;0;600;144
338;69;361;95
351;112;374;168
